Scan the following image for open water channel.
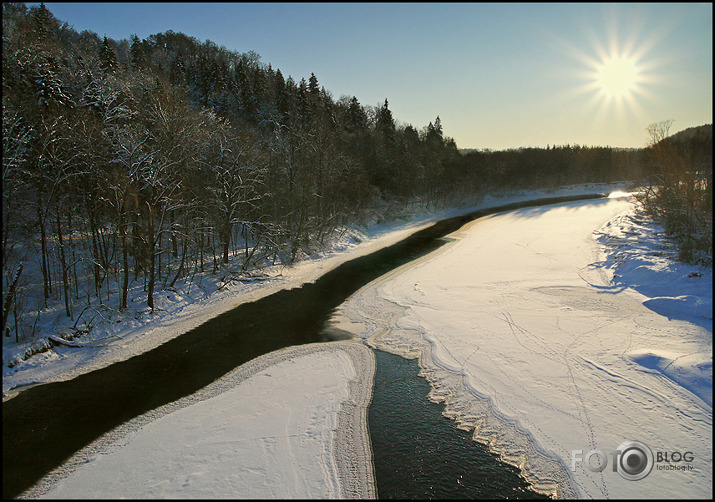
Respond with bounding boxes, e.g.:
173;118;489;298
2;194;603;499
370;349;548;499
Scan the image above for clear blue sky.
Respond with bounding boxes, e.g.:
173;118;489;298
36;2;712;150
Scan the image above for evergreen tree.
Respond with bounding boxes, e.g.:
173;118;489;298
376;98;395;144
308;72;319;96
273;68;289;119
29;2;55;43
251;65;267;122
345;96;367;133
170;52;186;85
433;116;442;136
99;35;118;73
297;77;309;124
129;34;146;70
425;116;444;150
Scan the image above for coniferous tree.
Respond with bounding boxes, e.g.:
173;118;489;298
345;96;367;134
99;35;118;73
129;34;147;70
29;2;55;43
376;98;395;144
308;72;319;97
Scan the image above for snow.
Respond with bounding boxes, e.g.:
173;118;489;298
22;341;376;499
12;182;706;500
336;194;712;499
594;204;713;331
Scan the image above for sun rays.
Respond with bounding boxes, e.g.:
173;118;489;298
580;40;655;118
548;5;673;138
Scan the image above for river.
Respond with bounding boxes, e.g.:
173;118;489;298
2;193;605;499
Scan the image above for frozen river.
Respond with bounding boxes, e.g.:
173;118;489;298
338;196;712;499
9;191;711;499
4;192;603;499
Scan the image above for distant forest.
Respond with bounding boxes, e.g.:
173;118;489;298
1;3;709;328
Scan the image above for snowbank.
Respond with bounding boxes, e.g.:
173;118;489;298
335;196;712;499
21;341;376;499
594;202;713;331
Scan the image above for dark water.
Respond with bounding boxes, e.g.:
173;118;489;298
2;194;604;498
370;350;549;499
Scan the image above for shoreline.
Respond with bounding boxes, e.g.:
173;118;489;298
4;183;626;400
20;340;377;499
337;277;577;500
332;342;378;499
367;328;576;499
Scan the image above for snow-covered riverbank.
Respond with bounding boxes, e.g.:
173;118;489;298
21;341;376;499
336;195;712;499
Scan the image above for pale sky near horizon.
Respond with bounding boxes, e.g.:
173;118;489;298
33;2;713;150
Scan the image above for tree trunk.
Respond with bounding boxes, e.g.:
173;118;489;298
88;209;102;301
222;219;231;264
120;208;129;310
199;224;204;273
67;208;80;300
2;189;13;266
2;263;23;333
147;204;156;311
171;210;178;258
56;209;71;318
243;224;250;263
132;211;141;281
37;195;51;304
212;231;218;274
157;231;162;283
169;237;188;288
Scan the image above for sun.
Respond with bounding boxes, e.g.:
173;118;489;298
547;4;672;144
569;43;650;120
596;56;637;98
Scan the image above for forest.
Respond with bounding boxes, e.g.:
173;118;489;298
2;3;709;345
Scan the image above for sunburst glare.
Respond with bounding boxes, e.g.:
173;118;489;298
596;56;637;98
547;6;674;145
571;42;652;122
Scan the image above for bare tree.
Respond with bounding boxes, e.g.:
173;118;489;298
201;115;268;268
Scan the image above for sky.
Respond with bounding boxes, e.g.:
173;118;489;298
34;2;712;150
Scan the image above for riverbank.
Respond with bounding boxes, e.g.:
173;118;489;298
336;195;712;499
21;340;376;499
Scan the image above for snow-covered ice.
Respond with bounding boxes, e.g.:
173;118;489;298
22;341;376;499
337;195;712;499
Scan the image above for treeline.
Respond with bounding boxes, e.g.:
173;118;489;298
3;3;644;338
447;144;643;198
